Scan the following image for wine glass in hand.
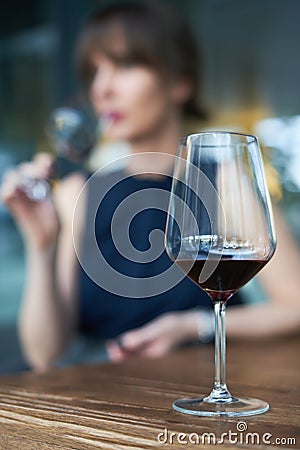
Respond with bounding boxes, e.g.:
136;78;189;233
165;131;276;417
21;107;96;201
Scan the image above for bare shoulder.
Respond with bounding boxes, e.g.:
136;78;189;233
53;172;87;225
53;173;88;307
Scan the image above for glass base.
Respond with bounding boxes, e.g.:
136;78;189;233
173;396;269;417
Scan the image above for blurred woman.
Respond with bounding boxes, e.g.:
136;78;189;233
1;1;299;370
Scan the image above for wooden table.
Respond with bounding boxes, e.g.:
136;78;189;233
0;336;299;449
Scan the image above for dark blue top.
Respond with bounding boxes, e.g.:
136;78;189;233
78;170;242;339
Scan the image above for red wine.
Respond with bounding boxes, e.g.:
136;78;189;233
177;258;267;302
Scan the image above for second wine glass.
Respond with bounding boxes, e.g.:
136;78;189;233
21;107;97;201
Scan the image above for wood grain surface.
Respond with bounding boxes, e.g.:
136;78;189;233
0;336;299;449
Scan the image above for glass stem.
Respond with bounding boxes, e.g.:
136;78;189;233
206;300;234;403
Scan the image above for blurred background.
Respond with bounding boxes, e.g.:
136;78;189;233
1;0;299;373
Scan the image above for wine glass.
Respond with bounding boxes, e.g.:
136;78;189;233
165;131;276;417
21;107;96;201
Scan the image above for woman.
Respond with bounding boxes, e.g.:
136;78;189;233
1;1;299;370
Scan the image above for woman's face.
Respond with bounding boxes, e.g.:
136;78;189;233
89;53;186;143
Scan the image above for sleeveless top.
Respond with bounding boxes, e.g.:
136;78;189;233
78;170;242;339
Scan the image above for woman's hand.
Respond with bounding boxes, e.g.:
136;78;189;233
0;153;60;251
106;310;198;361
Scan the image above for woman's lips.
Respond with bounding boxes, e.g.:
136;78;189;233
100;112;124;132
102;112;124;123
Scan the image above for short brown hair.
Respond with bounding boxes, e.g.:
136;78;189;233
75;1;206;119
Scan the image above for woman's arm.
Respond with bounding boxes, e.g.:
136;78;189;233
107;205;300;360
226;204;300;339
1;155;85;370
19;173;86;370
